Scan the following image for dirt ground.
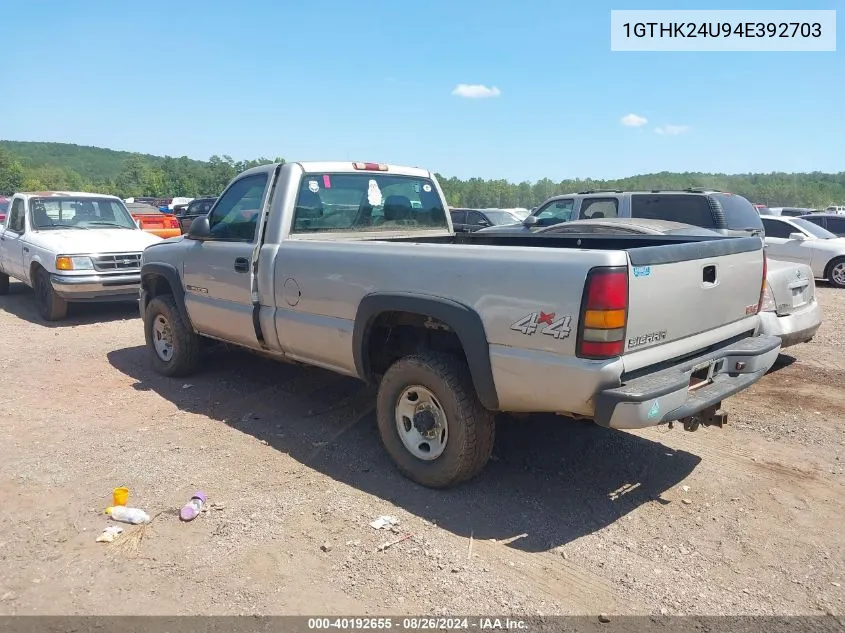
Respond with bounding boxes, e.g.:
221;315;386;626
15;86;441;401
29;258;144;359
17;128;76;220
0;280;843;617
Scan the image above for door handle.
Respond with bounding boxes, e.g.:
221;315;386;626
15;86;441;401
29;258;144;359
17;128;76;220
234;257;249;273
23;247;29;253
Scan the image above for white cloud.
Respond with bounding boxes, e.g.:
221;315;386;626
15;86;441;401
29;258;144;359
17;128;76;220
451;84;501;99
654;125;691;136
620;113;648;127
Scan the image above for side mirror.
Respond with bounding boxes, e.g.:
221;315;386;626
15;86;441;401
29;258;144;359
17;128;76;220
788;232;807;241
523;215;539;227
187;216;212;240
476;219;490;227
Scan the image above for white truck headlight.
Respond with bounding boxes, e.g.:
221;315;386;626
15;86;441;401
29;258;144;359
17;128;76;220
55;256;94;271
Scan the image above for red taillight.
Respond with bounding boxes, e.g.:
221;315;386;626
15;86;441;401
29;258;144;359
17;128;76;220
577;267;629;360
755;250;767;314
352;162;388;171
167;216;179;229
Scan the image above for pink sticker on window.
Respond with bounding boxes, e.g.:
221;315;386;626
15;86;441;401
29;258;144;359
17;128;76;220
322;175;331;189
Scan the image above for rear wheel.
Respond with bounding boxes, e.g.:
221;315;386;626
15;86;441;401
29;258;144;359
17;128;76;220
376;351;495;489
144;295;200;377
33;267;68;321
828;257;845;288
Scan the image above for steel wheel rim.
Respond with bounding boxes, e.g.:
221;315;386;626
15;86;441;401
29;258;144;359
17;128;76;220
832;262;845;286
152;314;174;362
395;385;448;461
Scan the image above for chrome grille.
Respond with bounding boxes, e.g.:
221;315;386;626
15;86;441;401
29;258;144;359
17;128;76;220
91;253;142;272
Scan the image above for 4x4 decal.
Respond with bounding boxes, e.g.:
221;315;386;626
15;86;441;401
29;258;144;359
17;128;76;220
510;311;572;340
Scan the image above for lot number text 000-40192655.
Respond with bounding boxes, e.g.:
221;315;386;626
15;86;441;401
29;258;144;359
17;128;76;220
610;9;836;51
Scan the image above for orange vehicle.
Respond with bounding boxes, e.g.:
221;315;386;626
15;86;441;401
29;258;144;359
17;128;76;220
126;202;182;238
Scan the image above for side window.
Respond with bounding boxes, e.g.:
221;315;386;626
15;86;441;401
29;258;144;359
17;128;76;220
579;198;619;219
208;174;269;241
8;199;25;233
631;194;715;227
761;219;793;239
826;218;845;233
468;211;489;226
536;199;574;222
450;210;467;224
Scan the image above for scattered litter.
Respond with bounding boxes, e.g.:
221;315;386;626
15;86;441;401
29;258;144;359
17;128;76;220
832;582;841;587
681;485;690;492
95;526;124;543
681;498;693;505
467;531;474;559
241;412;254;423
112;487;129;506
180;491;207;522
260;440;268;446
451;567;461;573
312;441;327;448
182;384;193;390
320;542;333;553
370;515;400;530
346;539;361;547
106;506;151;525
730;497;741;502
660;608;669;616
377;533;413;552
560;551;569;560
598;614;611;623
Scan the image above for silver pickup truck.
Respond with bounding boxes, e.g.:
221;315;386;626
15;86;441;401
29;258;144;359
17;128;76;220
139;161;781;488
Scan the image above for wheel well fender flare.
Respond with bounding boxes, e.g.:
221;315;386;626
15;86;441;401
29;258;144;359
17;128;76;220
352;292;499;410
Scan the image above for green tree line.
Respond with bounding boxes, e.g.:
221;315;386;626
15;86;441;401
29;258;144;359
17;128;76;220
2;141;844;209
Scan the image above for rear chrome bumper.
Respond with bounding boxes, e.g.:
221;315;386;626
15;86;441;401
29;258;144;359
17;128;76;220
758;300;822;349
51;273;140;301
593;334;782;430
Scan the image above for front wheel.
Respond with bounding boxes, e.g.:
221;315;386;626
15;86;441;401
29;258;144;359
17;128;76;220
33;268;68;321
376;351;495;489
144;295;201;377
828;257;845;288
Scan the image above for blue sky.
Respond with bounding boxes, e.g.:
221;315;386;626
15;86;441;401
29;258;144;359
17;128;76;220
0;0;841;182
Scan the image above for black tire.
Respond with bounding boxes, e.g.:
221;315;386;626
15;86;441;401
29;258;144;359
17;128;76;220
33;267;68;321
376;351;496;489
144;294;200;377
826;257;845;289
0;272;9;296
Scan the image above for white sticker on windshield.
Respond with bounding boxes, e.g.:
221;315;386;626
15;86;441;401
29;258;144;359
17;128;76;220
308;180;319;193
423;184;432;192
367;179;383;207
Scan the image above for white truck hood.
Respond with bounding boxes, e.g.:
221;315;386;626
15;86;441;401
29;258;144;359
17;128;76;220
27;228;162;254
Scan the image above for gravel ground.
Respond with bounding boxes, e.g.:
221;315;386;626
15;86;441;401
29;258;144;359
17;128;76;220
0;281;843;616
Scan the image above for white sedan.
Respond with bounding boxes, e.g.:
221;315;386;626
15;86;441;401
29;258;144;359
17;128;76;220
760;215;845;288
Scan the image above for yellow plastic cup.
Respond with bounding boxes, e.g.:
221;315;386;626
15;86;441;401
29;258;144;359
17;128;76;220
113;487;129;506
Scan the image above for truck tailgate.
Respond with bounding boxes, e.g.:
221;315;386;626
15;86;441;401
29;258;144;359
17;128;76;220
624;238;764;353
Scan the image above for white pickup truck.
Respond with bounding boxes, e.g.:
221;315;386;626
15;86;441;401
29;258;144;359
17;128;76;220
0;191;162;320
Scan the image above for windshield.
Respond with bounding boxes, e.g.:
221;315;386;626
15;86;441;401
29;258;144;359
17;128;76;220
710;193;764;232
31;197;137;230
291;173;448;233
790;217;837;239
484;210;520;225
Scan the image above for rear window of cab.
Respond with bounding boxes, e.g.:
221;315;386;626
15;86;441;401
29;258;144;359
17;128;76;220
291;173;448;233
